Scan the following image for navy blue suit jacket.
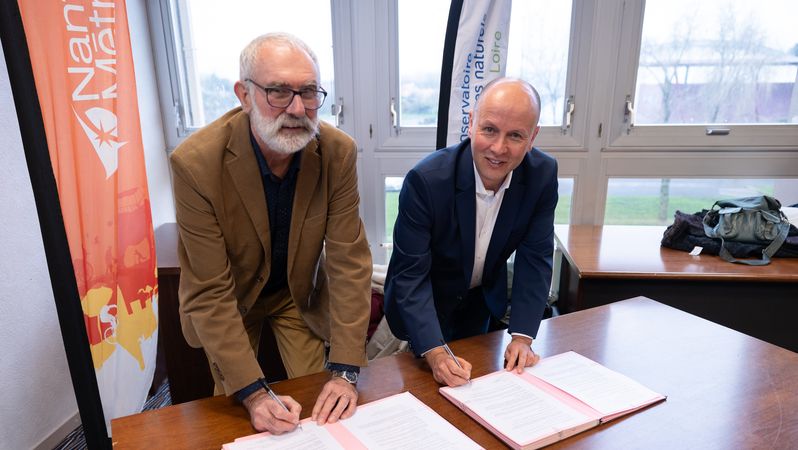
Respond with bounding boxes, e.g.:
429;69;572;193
384;139;558;356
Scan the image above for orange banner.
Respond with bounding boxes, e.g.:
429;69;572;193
18;0;158;421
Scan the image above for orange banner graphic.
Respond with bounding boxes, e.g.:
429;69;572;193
18;0;158;422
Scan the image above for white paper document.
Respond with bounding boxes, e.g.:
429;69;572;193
223;420;343;450
223;391;481;450
443;371;593;445
341;391;482;450
526;351;663;416
440;351;666;449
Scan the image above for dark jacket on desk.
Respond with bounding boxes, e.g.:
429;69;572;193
384;139;558;356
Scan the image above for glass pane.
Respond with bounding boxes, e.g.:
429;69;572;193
384;176;572;242
636;0;798;125
398;1;449;127
604;178;798;225
556;178;573;224
506;1;573;126
385;177;404;241
180;0;335;128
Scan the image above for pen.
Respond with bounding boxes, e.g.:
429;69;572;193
258;378;302;431
441;340;470;384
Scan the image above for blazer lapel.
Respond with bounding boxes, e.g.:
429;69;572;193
287;137;320;274
225;114;271;259
455;143;476;286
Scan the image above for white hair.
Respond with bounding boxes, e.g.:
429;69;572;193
239;32;319;81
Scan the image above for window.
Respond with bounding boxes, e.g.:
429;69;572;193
506;1;573;127
164;0;336;134
384;176;403;242
397;0;448;127
384;176;573;244
604;178;798;225
610;0;798;148
635;0;798;125
555;178;574;224
149;0;798;257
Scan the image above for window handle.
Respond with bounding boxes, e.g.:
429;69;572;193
331;97;344;127
624;95;635;133
562;95;575;134
390;97;399;135
706;128;731;136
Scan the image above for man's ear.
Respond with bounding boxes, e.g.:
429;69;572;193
528;125;541;149
234;81;252;113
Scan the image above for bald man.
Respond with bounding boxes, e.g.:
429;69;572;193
384;78;558;387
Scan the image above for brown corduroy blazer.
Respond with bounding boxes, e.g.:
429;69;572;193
170;107;371;394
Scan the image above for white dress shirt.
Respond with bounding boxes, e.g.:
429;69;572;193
470;164;533;342
470;164;512;288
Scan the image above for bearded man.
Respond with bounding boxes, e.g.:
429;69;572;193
170;33;371;435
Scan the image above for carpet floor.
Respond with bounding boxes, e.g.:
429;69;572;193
52;381;172;450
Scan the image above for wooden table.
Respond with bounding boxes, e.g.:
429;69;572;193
555;225;798;352
112;297;798;449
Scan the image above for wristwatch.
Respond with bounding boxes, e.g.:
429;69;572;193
331;370;358;385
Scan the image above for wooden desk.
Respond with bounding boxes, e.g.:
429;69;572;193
555;225;798;352
112;297;798;449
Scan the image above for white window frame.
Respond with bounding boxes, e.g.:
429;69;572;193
606;0;798;150
146;0;798;262
146;0;357;149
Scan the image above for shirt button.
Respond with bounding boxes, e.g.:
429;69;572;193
257;275;265;283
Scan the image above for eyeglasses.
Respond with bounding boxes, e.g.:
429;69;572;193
245;79;327;110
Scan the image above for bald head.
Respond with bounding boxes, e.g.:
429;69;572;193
467;78;543;191
473;78;541;130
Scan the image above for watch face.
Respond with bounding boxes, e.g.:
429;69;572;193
335;370;358;384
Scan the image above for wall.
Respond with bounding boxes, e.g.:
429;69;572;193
0;43;80;450
0;1;174;447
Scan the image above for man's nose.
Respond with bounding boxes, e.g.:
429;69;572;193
285;93;306;116
489;135;508;153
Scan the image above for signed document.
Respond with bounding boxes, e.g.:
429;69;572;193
223;391;482;450
440;351;665;450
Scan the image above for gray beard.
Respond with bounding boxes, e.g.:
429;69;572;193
251;108;319;155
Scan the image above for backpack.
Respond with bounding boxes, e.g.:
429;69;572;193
702;195;790;265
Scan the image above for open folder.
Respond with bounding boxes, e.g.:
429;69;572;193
222;391;482;450
440;351;666;450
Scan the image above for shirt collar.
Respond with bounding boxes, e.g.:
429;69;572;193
472;162;512;196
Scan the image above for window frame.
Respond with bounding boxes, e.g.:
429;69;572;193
606;0;798;150
147;0;798;263
375;0;593;153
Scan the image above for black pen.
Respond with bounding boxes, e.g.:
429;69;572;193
258;378;302;431
441;340;471;384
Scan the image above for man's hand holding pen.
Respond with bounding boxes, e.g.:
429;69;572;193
425;342;472;387
243;387;301;435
